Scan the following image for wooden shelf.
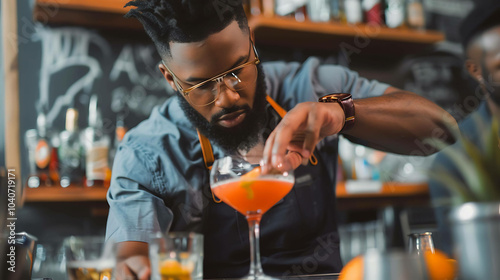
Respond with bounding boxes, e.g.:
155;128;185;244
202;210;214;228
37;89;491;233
24;186;108;202
33;0;141;31
249;16;444;54
36;0;130;14
336;181;430;211
336;181;428;198
33;1;444;54
24;181;427;203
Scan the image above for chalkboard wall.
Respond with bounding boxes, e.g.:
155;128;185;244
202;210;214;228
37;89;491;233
17;1;175;181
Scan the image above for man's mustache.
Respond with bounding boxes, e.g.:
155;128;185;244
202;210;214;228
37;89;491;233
211;105;251;123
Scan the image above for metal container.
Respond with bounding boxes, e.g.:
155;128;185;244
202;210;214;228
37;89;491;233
363;249;428;280
450;202;500;279
1;231;38;280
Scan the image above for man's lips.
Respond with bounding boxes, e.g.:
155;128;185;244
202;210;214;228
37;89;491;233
217;110;247;128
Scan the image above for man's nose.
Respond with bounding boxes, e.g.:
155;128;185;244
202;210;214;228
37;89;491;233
214;81;240;108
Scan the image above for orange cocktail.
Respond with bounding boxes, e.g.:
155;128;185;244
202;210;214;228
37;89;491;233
210;155;295;279
212;177;293;218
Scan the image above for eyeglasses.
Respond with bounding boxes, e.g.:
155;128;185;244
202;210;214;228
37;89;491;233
163;41;260;106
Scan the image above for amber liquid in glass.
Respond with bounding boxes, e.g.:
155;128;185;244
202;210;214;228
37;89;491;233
66;260;113;280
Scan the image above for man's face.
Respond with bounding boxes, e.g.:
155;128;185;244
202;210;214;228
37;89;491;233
159;21;268;154
468;26;500;106
479;26;500;105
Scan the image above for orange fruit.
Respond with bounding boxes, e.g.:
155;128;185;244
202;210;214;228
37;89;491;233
339;255;364;280
240;166;261;199
424;250;457;280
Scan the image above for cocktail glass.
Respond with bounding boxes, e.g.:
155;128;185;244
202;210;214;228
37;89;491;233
210;155;294;280
63;236;116;280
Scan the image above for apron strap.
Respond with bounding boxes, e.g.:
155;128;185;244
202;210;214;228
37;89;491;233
197;129;214;170
197;129;221;203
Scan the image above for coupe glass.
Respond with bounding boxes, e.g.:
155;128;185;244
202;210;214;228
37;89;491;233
210;154;294;280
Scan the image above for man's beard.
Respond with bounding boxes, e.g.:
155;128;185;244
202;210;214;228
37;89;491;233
177;64;268;155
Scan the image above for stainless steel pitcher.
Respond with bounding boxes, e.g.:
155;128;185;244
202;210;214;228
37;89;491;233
450;202;500;280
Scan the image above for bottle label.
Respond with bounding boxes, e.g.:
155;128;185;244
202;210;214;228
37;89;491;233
86;146;109;180
35;139;51;169
59;144;84;181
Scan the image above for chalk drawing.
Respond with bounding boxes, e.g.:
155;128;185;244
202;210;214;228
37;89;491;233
33;26;110;125
32;25;170;125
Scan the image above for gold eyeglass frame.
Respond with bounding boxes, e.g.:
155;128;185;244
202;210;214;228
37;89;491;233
162;40;260;106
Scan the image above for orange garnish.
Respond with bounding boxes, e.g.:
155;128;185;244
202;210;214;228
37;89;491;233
240;166;261;200
242;166;261;180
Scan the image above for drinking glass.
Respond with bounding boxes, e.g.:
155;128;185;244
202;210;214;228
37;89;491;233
63;236;116;280
210;155;294;280
150;232;204;280
407;232;435;255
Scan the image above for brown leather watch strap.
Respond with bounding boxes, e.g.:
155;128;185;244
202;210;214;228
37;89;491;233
318;93;355;132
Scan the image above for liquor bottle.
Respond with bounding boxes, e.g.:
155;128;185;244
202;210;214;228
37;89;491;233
84;95;111;188
108;114;127;168
250;0;262;15
25;129;40;188
262;0;275;17
385;0;405;28
345;0;363;24
407;0;425;30
363;0;383;25
308;0;331;22
331;0;346;23
58;106;84;187
26;112;53;187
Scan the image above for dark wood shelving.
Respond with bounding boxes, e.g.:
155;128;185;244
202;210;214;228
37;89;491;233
24;185;108;202
25;182;429;209
249;16;444;54
33;0;444;54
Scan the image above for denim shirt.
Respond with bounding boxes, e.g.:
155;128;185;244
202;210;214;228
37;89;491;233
105;57;389;276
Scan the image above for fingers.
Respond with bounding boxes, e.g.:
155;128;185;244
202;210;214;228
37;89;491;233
285;151;304;170
116;256;151;280
302;106;322;160
115;261;137;280
264;103;321;169
126;256;151;280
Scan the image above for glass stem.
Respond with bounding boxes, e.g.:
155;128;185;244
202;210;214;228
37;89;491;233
247;217;264;277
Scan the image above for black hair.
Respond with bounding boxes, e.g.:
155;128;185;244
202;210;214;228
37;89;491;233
124;0;249;58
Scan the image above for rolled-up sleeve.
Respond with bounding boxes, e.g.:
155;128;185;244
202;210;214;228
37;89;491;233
105;143;173;244
316;63;390;98
263;58;390;109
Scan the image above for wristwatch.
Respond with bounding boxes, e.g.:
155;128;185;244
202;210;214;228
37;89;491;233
318;93;355;132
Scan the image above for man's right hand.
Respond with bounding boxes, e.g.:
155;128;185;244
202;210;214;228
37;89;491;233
116;255;151;280
115;241;151;280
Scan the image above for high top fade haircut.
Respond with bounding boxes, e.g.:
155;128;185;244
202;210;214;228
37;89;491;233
124;0;249;59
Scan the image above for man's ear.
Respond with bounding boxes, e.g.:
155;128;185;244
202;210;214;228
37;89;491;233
465;59;482;82
250;27;255;43
158;63;178;92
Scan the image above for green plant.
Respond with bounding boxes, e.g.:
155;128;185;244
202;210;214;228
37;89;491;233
425;115;500;205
